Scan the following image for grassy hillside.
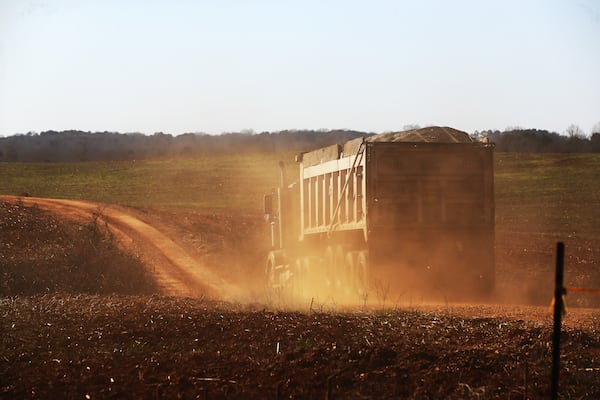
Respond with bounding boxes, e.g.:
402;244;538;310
494;153;600;240
1;151;599;238
0;152;294;210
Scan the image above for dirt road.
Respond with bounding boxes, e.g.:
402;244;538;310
0;195;241;300
2;195;598;321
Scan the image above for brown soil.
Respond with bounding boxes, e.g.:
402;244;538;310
1;196;599;399
0;196;247;300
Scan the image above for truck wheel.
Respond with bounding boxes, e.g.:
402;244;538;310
292;258;305;299
266;251;287;289
266;255;277;288
306;255;326;297
333;246;346;290
355;251;369;297
343;251;357;296
324;247;335;290
475;271;495;299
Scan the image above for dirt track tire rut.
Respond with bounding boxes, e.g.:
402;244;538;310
0;196;240;300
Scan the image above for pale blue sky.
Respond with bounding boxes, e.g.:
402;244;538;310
1;0;599;136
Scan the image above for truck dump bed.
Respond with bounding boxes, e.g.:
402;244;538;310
298;126;493;240
295;127;495;294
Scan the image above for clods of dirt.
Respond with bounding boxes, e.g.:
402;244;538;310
1;295;599;399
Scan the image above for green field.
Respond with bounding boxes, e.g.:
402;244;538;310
0;152;295;211
1;152;599;238
494;153;600;239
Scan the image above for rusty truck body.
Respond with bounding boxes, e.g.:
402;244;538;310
264;127;495;302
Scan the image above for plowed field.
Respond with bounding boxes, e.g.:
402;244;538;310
1;197;599;399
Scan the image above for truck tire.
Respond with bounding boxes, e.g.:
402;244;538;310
475;271;495;299
266;251;287;289
266;253;278;288
292;258;307;299
355;251;369;297
324;246;336;290
333;246;346;290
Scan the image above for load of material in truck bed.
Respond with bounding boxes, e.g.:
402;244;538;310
368;126;474;143
301;126;476;167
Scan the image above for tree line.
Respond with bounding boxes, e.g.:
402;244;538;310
0;129;367;162
478;127;600;153
1;127;599;162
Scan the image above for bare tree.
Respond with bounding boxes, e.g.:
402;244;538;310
591;121;600;135
565;124;585;138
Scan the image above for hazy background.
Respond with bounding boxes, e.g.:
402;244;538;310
1;0;599;137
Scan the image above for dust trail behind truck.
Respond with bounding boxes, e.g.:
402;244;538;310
264;126;495;304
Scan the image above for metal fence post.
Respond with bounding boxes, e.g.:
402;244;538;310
551;242;565;400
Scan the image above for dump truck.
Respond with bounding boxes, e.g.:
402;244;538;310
264;126;495;302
